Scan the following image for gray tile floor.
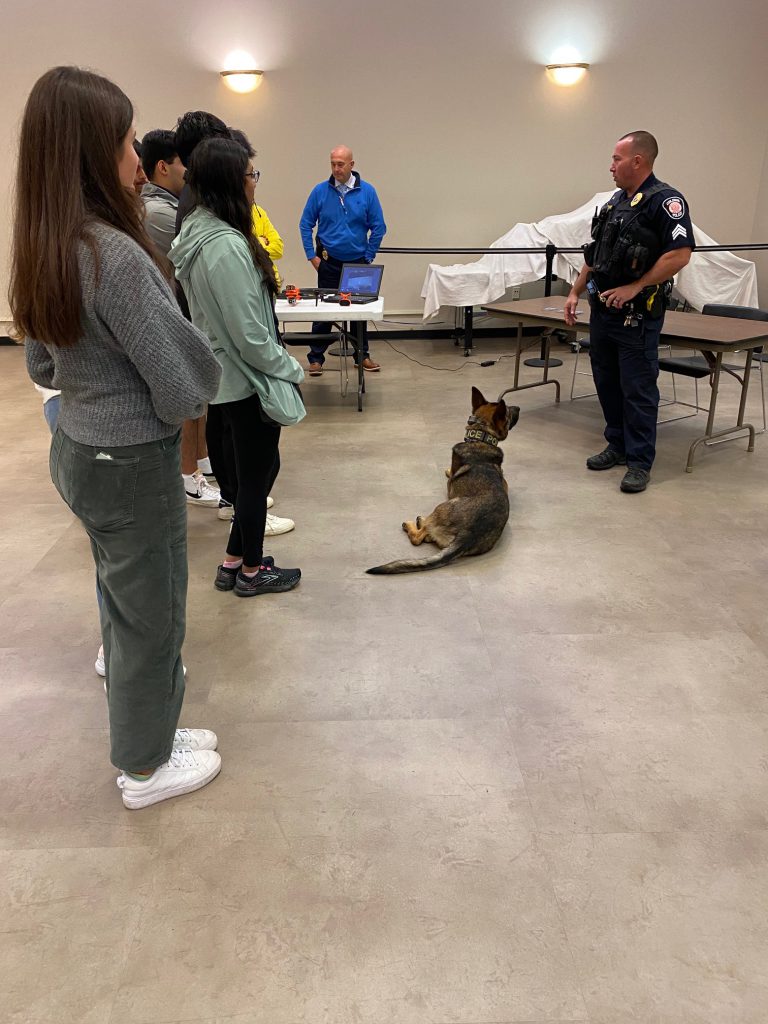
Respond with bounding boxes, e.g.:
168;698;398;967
2;337;768;1023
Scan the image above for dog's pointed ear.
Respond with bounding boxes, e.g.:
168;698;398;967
471;386;486;411
492;398;508;431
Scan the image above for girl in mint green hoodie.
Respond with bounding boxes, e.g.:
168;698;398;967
171;138;305;597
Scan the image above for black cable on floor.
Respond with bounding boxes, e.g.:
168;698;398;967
378;338;507;372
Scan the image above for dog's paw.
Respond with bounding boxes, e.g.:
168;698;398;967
401;521;408;533
416;516;423;528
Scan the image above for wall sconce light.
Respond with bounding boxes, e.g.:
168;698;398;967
546;62;589;86
220;68;263;93
220;51;263;93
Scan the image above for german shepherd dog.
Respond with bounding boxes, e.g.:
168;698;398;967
367;387;520;575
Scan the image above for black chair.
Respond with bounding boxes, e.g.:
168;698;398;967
658;303;767;430
280;327;350;397
702;304;767;434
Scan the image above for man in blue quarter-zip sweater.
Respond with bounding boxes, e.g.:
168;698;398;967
299;145;386;374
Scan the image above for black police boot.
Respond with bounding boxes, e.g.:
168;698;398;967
620;468;651;493
586;446;627;471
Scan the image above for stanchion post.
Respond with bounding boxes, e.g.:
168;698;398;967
524;244;563;368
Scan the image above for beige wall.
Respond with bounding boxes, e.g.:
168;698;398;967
751;137;768;301
2;0;767;320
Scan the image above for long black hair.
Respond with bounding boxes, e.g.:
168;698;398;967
187;137;277;295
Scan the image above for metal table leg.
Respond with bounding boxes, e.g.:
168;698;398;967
498;321;561;404
686;350;755;471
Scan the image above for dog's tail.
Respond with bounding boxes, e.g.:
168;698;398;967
366;539;463;575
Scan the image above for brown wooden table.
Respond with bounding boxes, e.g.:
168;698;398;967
483;296;768;471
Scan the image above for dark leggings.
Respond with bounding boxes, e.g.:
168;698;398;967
205;404;236;506
215;393;281;566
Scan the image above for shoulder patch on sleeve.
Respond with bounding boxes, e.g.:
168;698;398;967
663;196;686;220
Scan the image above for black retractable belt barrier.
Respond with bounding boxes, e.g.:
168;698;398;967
374;242;768;355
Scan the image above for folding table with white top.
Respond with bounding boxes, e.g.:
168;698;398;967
276;297;384;412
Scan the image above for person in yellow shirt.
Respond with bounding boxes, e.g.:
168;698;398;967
229;129;284;286
252;202;283;286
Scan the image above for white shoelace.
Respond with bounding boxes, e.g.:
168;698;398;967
168;747;198;769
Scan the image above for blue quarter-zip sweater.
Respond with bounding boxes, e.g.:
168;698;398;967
299;171;386;263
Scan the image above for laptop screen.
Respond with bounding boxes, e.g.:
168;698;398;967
338;263;384;296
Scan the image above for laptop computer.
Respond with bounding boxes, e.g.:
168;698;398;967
325;263;384;304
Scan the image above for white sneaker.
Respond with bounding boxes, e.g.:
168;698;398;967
117;748;221;809
174;728;217;751
264;512;295;536
219;497;274;520
184;470;221;507
197;456;213;476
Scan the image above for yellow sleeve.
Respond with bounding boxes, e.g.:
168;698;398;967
252;205;284;262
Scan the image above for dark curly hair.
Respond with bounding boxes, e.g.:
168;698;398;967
173;111;230;166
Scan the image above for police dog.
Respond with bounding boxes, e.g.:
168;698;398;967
367;387;519;575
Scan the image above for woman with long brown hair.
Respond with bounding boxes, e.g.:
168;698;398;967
11;67;223;809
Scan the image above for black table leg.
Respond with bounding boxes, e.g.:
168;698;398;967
354;321;365;411
524;329;563;368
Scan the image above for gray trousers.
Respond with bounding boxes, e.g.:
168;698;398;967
50;428;187;772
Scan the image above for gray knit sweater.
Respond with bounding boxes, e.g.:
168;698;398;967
25;221;221;446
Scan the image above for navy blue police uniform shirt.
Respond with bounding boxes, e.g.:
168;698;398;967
634;174;696;253
616;172;694;258
588;172;695;303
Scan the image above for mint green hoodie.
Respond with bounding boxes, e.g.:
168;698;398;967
170;208;305;425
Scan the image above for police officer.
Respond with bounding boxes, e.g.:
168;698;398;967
565;131;694;492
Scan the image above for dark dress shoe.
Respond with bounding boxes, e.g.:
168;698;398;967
586;446;627;470
620;468;651;493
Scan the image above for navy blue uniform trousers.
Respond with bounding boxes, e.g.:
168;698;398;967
309;254;370;365
589;303;664;470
